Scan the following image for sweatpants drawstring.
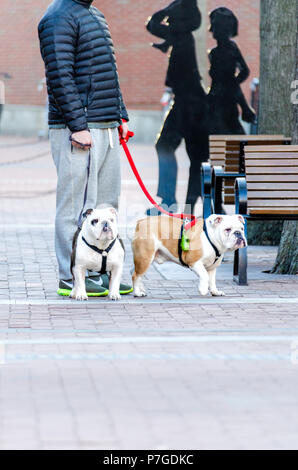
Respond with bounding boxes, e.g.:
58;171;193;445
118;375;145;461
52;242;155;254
108;128;114;149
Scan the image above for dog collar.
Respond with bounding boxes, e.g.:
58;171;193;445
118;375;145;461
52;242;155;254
203;220;222;264
82;236;118;274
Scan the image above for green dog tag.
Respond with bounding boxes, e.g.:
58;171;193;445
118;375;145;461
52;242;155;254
181;229;190;252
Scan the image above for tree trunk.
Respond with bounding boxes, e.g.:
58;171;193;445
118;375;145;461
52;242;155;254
271;221;298;274
257;0;298;273
259;0;296;136
270;0;298;275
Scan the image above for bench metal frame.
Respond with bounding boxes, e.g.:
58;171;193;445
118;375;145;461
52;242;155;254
234;177;298;286
202;139;292;218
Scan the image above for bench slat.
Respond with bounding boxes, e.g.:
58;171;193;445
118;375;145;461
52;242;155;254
245;145;298;152
248;199;298;206
248;191;298;198
245;152;298;163
246;160;298;166
247;183;298;190
248;208;298;215
246;175;298;182
246;167;298;174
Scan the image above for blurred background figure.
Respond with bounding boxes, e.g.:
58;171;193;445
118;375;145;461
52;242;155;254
208;7;256;135
146;0;209;216
0;73;11;132
250;77;260;134
160;86;174;119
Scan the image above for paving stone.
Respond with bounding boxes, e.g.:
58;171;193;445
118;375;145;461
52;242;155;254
0;137;297;449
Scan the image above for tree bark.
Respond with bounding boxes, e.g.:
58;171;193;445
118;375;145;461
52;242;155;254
259;0;296;137
270;0;298;275
257;0;298;273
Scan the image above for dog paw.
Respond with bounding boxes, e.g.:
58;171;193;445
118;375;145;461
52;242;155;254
199;286;209;296
134;288;147;298
109;292;121;301
70;290;88;301
211;290;225;297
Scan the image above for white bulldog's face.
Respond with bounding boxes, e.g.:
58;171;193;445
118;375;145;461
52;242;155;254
83;207;118;242
207;214;247;251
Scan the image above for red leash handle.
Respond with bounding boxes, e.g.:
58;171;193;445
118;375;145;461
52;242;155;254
118;129;197;231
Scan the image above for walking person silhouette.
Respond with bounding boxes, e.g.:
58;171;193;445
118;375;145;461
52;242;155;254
208;7;256;134
146;0;209;215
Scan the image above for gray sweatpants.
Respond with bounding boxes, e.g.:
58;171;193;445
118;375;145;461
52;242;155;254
50;127;121;280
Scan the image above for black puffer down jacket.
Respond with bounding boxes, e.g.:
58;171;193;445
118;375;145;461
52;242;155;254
38;0;128;132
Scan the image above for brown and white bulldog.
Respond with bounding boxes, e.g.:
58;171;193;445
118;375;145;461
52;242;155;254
132;214;247;297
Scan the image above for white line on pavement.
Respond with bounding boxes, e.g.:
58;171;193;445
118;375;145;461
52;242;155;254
1;335;297;345
3;352;291;362
1;297;297;306
1;327;298;334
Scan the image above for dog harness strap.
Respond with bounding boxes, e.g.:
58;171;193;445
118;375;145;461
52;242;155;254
178;225;190;268
203;220;221;264
78;150;91;229
82;236;118;274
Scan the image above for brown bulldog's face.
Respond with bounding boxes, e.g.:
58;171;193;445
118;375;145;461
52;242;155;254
207;214;247;251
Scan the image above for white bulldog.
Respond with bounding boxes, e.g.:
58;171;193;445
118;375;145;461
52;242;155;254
70;206;125;301
132;214;247;297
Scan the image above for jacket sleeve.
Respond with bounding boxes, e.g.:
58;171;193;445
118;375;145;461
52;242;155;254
120;94;129;122
146;9;171;40
146;2;201;38
38;15;88;133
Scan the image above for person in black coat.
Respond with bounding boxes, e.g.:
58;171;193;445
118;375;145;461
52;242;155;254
38;0;132;296
146;0;209;215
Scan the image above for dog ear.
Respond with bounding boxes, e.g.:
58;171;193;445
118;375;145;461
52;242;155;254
208;215;224;227
109;207;118;217
237;215;245;225
83;208;93;218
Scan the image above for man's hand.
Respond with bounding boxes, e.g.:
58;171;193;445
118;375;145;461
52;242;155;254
71;130;92;150
120;122;129;141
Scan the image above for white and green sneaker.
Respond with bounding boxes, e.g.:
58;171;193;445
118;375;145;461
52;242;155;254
57;278;109;297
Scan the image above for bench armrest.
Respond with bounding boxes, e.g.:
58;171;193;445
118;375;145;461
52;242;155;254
201;162;212;218
212;166;224;214
234;177;248;216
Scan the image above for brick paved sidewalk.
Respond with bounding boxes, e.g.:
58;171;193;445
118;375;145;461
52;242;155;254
0;137;297;450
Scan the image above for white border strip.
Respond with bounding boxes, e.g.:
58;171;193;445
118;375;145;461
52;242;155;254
1;297;298;306
1;335;298;345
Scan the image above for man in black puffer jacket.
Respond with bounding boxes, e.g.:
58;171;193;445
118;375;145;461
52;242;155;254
38;0;132;297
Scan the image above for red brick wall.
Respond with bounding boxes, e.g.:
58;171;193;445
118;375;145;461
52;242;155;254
0;0;259;109
0;0;50;106
97;0;169;110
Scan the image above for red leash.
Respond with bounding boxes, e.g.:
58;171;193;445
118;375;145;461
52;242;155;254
118;128;197;231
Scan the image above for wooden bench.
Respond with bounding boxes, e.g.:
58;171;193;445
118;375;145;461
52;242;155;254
234;145;298;285
223;135;289;204
202;135;291;217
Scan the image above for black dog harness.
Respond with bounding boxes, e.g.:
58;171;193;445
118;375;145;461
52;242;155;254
178;221;222;268
203;220;222;264
82;236;118;274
